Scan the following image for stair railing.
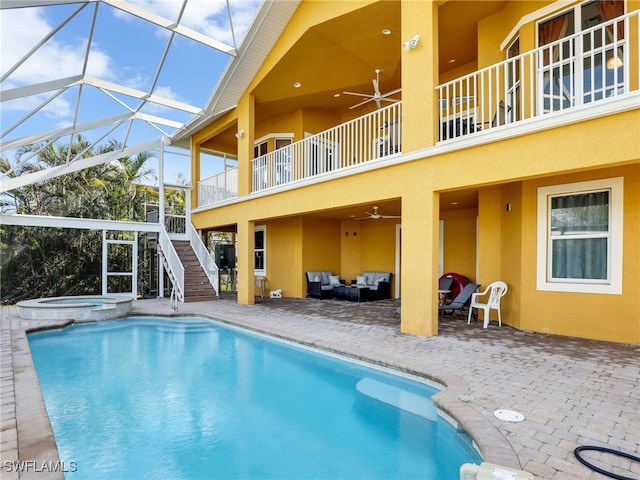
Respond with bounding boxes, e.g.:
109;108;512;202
158;225;184;304
188;223;219;294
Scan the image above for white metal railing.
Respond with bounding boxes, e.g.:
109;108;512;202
198;167;238;206
188;222;219;293
165;214;186;235
158;225;184;303
437;11;637;141
252;103;401;192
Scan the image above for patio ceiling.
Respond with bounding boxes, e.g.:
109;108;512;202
249;0;508;121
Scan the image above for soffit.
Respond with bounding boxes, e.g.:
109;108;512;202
438;1;509;73
250;1;510;121
251;1;402;120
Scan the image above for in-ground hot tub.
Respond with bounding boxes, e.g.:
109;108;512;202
17;295;133;322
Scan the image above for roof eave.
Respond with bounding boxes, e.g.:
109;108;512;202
170;0;301;145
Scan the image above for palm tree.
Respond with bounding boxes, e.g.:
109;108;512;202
0;136;157;303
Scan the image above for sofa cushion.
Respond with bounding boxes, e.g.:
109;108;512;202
329;275;342;286
321;271;332;285
307;271;320;282
374;272;391;284
363;272;376;285
356;275;366;285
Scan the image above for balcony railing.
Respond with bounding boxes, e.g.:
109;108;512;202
437;10;637;141
198;167;238;206
252;103;401;193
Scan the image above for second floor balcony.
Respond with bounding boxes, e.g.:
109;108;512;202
197;9;638;210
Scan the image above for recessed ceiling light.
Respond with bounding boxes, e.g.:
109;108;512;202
293;82;301;88
334;93;341;97
448;59;456;64
450;201;459;205
382;29;392;35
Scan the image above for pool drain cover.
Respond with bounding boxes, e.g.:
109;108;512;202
494;409;525;422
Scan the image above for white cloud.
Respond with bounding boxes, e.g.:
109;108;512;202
1;8;114;87
108;0;259;48
143;85;184;114
2;93;72;121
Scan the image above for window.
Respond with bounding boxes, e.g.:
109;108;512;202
537;178;623;294
254;226;266;276
506;38;520;122
253;141;268;191
274;138;292;185
537;0;626;114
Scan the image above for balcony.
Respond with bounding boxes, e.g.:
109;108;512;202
251;102;401;193
196;11;638;209
198;167;238;207
437;11;637;141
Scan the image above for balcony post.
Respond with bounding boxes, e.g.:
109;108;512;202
237;95;255;196
399;190;439;337
401;0;439;150
191;139;200;211
236;219;255;305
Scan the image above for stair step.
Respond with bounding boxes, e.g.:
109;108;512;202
170;240;218;301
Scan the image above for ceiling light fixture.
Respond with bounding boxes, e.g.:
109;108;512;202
403;34;420;51
293;82;301;88
382;29;392;35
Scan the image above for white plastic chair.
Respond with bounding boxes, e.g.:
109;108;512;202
467;281;508;328
255;276;266;298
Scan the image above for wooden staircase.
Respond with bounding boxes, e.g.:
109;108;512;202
172;241;218;302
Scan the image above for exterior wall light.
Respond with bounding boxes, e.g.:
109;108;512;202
235;129;245;139
403;34;420;51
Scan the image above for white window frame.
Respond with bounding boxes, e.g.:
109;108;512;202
536;177;623;294
254;225;266;276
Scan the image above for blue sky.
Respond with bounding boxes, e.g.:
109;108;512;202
1;0;260;185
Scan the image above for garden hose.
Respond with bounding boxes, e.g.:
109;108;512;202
574;445;640;480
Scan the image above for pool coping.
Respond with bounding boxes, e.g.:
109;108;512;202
4;310;520;478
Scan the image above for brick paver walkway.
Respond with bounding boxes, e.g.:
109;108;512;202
1;296;639;479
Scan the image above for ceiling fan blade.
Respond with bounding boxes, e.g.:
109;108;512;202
379;97;401;104
349;97;374;110
380;214;401;219
342;91;374;98
380;88;402;97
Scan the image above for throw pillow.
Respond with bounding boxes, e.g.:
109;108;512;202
314;275;320;282
356;275;366;285
329;275;342;286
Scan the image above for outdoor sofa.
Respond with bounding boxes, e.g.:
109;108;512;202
351;271;392;300
306;271;345;299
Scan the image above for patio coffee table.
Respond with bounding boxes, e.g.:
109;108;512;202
334;286;369;302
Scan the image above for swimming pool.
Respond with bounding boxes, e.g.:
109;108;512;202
29;317;482;479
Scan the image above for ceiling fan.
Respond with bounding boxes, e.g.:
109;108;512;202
355;206;401;220
343;69;402;110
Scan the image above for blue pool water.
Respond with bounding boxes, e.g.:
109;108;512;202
42;298;108;306
29;317;481;479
